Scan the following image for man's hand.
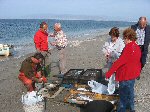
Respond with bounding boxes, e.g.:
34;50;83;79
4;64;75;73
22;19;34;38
36;71;42;78
50;42;56;46
38;78;43;83
49;33;54;37
38;77;47;83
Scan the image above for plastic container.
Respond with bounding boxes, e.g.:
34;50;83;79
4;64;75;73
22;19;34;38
79;69;102;84
22;91;45;112
23;102;44;112
62;69;84;84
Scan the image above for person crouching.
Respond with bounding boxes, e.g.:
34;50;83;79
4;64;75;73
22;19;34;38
18;53;47;92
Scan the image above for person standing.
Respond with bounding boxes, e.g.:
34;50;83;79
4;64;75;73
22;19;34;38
103;27;125;94
103;27;125;68
50;23;67;76
131;17;150;68
34;22;51;76
106;28;142;112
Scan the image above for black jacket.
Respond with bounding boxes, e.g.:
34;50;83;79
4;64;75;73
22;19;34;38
131;24;150;67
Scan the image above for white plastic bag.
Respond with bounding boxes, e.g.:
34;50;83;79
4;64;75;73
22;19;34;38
88;80;108;94
22;91;44;106
107;74;116;95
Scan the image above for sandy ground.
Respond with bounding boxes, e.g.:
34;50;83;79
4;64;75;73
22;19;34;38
0;31;150;112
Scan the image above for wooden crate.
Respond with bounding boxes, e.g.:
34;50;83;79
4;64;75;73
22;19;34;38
64;89;119;104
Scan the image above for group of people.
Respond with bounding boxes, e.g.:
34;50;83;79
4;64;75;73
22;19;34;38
103;16;150;112
18;16;150;112
18;22;67;92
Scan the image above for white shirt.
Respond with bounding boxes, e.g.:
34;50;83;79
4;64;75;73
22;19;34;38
102;37;125;65
54;30;68;47
136;27;145;45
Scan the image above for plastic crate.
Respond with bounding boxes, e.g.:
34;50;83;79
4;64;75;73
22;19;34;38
62;69;84;84
78;69;102;84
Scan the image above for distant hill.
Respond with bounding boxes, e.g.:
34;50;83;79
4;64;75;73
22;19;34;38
23;14;110;21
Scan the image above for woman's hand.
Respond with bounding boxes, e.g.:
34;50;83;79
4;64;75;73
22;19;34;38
105;52;111;62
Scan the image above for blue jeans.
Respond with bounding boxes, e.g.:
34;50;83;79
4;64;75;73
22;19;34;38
117;79;135;112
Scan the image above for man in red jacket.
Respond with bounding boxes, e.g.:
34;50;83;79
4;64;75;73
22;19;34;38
106;28;142;112
34;22;51;76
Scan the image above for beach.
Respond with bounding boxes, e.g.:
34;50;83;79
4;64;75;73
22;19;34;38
0;30;150;112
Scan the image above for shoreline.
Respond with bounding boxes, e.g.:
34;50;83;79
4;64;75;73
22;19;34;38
0;27;128;62
0;28;150;112
0;29;108;62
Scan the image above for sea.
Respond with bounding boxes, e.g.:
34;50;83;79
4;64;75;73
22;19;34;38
0;19;135;58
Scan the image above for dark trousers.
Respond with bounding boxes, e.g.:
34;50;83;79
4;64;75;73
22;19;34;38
117;79;135;112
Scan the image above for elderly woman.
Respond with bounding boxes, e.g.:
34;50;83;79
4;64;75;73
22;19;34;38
50;23;67;76
103;27;125;94
103;27;125;68
106;28;142;112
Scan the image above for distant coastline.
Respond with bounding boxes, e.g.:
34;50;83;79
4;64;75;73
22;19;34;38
0;14;139;22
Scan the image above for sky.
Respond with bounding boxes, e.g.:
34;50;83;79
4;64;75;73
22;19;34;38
0;0;150;21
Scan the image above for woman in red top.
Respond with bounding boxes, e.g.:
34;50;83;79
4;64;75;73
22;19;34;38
106;28;142;112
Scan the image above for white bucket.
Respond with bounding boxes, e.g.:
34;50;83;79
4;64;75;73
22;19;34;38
23;102;44;112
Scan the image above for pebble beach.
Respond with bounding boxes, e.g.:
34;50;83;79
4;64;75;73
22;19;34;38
0;29;150;112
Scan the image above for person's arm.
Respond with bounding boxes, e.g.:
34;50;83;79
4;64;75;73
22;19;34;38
142;42;149;67
106;46;128;79
102;42;110;56
35;64;47;82
24;67;41;83
49;31;57;37
142;25;150;67
111;39;125;59
34;33;41;51
49;33;55;37
30;71;43;83
50;42;56;46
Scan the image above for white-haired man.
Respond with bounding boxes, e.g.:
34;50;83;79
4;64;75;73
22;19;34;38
131;17;150;69
50;23;68;77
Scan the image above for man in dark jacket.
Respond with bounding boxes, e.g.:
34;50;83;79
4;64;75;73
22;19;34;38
131;17;150;68
18;53;47;92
